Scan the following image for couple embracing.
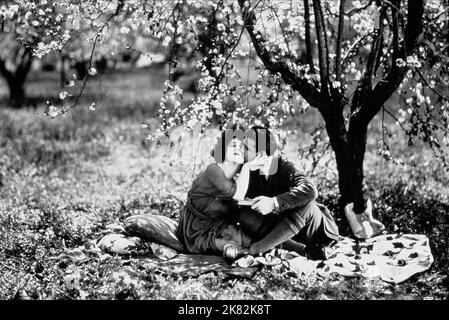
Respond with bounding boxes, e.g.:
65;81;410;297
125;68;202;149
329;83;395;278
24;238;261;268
176;126;340;260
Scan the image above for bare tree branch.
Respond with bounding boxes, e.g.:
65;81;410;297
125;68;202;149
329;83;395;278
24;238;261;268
415;69;449;103
351;4;386;116
303;0;315;73
270;5;294;59
341;32;374;63
379;0;402;15
335;0;346;80
237;0;328;108
312;0;330;96
384;103;408;133
357;0;424;125
61;0;125;115
345;2;371;16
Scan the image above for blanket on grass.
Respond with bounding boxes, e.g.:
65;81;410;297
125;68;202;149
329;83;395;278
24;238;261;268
56;216;434;284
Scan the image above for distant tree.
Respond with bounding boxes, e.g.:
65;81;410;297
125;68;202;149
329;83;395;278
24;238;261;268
0;0;129;107
0;0;71;107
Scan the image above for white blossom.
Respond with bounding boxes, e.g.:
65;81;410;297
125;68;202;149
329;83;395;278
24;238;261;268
88;68;97;76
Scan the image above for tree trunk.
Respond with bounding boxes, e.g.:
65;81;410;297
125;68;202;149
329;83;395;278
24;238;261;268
347;119;368;214
7;79;26;108
95;56;108;74
320;106;368;215
74;60;88;79
0;49;33;108
236;0;424;218
60;54;67;88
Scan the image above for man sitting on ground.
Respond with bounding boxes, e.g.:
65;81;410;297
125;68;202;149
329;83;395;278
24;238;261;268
232;126;340;260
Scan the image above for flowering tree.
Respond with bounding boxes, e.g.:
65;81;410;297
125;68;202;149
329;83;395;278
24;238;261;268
0;0;74;107
0;0;129;107
148;0;448;216
0;1;57;107
1;0;448;218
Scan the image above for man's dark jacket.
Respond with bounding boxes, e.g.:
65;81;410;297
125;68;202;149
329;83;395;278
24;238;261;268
241;155;340;243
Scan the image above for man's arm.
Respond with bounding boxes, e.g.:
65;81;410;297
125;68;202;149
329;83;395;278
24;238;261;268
250;158;317;215
275;159;318;212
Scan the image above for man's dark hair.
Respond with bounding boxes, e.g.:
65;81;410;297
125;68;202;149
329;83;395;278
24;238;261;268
248;126;278;156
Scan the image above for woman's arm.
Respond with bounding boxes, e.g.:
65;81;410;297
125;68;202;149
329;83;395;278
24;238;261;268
233;154;270;201
233;164;250;201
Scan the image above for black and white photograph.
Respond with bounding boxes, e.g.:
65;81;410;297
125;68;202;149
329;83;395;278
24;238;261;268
0;0;448;305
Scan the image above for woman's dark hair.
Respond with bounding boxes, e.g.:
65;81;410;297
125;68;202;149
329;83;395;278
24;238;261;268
248;126;278;156
210;127;245;163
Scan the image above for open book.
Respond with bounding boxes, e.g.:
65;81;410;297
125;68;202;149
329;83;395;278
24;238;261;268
236;199;255;206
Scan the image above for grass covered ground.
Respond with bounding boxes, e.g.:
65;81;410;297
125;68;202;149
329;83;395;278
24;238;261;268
0;67;448;299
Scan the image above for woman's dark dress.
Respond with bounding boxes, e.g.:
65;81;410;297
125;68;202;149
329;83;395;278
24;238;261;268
176;163;244;254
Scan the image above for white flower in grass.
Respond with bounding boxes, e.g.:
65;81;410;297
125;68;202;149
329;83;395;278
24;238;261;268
46;104;59;118
88;67;97;76
59;91;69;100
89;103;96;111
120;26;130;34
68;80;75;87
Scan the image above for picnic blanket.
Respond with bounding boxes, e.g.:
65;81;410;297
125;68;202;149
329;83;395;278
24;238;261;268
55;216;434;284
234;234;434;284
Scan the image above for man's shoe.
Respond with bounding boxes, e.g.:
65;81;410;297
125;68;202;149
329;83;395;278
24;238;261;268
345;202;369;239
345;199;385;239
223;243;249;260
360;199;385;236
